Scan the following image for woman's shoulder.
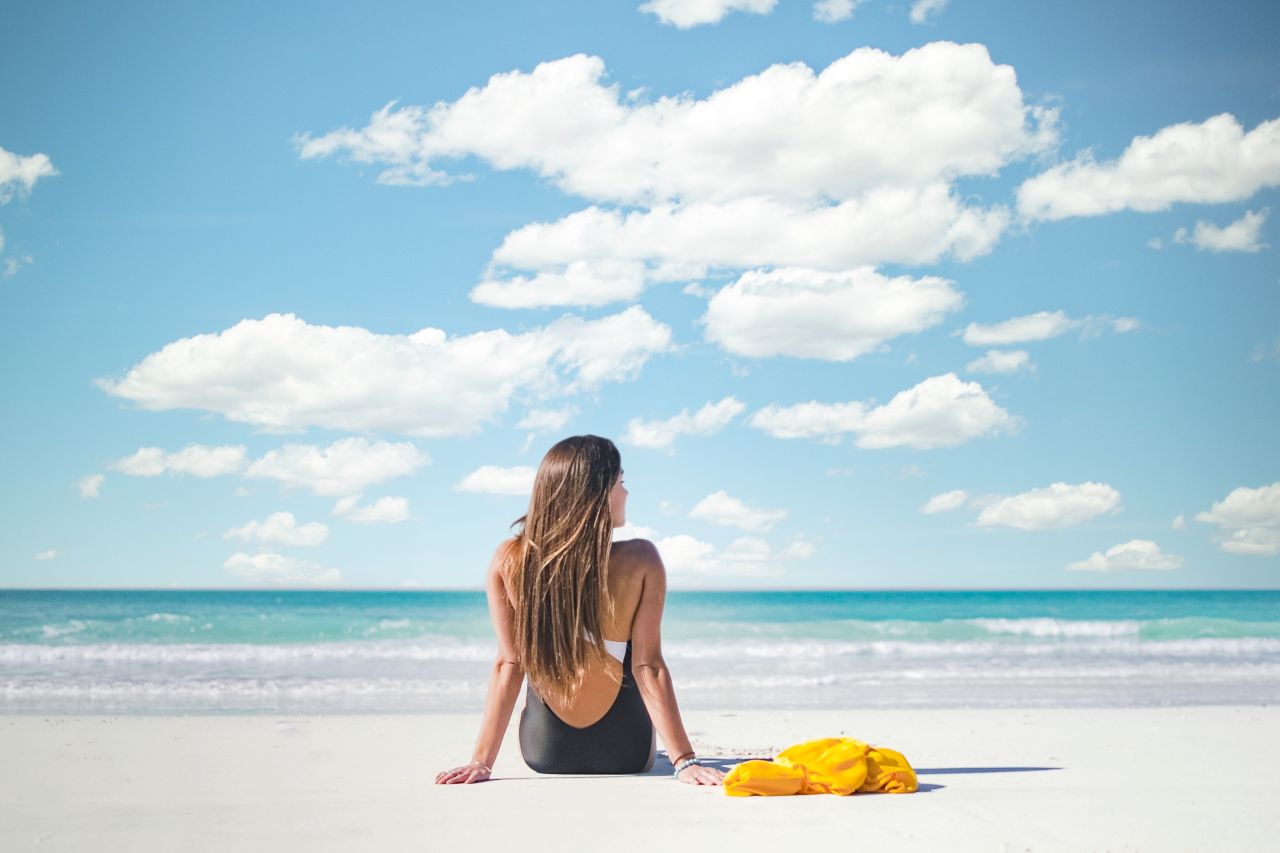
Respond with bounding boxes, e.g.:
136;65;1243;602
610;537;663;571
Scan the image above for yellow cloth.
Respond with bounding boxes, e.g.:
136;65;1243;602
722;737;917;797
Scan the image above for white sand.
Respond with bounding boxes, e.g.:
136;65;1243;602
3;706;1277;852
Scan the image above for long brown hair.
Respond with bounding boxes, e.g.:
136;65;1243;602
505;435;622;703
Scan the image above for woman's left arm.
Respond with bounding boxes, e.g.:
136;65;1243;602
435;542;525;784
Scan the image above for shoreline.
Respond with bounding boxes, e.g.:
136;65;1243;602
4;705;1277;851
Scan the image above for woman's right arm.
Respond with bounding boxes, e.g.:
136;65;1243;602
628;540;724;786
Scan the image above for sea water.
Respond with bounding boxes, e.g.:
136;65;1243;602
3;589;1278;714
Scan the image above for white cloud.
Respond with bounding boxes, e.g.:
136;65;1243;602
689;491;787;532
639;0;776;28
223;552;341;586
613;522;660;541
1196;482;1280;556
471;259;647;308
783;539;816;558
332;494;412;524
224;512;329;547
300;45;1051;207
702;267;963;360
1173;208;1268;253
1147;237;1164;250
245;437;426;496
113;444;248;478
961;310;1075;345
77;474;104;499
813;0;859;23
98;309;671;437
1251;337;1280;364
961;310;1138;346
910;0;948;24
488;189;1010;305
655;534;784;578
456;465;537;497
751;373;1018;449
299;45;1055;308
975;482;1122;530
966;349;1032;374
0;146;58;203
517;407;576;432
1018;113;1280;221
1173;513;1186;531
622;397;745;451
1067;539;1183;572
34;548;64;561
921;489;969;514
3;253;33;277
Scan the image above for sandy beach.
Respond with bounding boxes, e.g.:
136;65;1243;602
3;705;1277;852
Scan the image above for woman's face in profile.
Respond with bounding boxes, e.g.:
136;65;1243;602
608;470;628;528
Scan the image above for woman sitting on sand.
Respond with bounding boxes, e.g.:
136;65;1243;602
436;435;725;786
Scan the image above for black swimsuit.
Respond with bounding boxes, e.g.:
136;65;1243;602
518;640;656;774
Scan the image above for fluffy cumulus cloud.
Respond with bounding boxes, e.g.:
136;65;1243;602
299;44;1055;307
97;309;671;437
224;512;329;547
813;0;859;23
1018;113;1280;221
751;373;1018;449
77;474;104;499
455;465;537;497
655;534;793;578
113;444;248;478
961;310;1138;346
966;349;1032;374
688;491;787;532
517;407;576;432
975;482;1122;530
703;267;963;360
0;146;58;203
921;489;969;514
489;190;1010;296
223;552;341;586
1196;482;1280;556
1067;539;1183;572
639;0;776;28
471;259;648;308
245;438;426;497
332;494;411;524
1173;208;1268;253
622;397;745;451
613;522;660;542
910;0;948;23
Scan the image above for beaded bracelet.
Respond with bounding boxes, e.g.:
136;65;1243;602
673;756;702;778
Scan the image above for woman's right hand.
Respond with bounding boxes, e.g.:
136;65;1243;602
677;761;725;786
435;761;492;784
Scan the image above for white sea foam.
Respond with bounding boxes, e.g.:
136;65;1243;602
142;613;191;623
4;634;1280;668
970;618;1142;637
39;620;88;638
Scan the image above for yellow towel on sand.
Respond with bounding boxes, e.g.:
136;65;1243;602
722;737;917;797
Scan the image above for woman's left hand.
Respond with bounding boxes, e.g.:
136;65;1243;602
435;761;492;784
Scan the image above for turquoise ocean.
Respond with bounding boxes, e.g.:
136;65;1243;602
3;589;1278;714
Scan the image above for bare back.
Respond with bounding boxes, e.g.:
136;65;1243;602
500;538;650;728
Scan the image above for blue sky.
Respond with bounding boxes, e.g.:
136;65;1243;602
2;0;1277;589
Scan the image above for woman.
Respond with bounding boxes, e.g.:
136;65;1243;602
435;435;725;786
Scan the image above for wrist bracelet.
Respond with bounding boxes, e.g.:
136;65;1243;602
673;756;701;777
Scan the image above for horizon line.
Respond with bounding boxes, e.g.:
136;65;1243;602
2;586;1276;593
